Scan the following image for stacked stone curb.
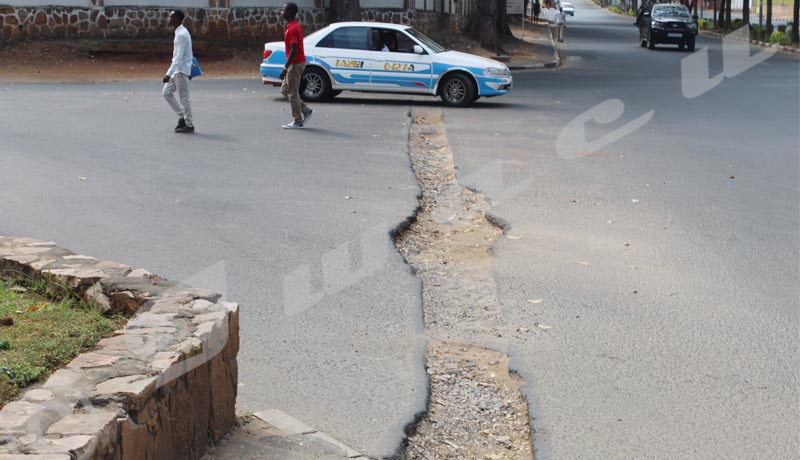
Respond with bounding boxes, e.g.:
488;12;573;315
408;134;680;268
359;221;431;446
0;236;239;460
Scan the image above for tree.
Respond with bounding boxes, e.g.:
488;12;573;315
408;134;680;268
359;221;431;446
328;0;361;23
766;0;773;34
713;0;718;28
465;0;513;52
742;0;750;26
724;0;732;29
792;0;799;43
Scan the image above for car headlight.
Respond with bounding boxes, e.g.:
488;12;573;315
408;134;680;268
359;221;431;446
652;21;665;28
484;67;510;77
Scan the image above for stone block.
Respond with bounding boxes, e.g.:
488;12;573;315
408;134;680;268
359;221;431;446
95;375;157;408
27;436;95;457
0;402;45;431
67;352;120;369
45;412;117;436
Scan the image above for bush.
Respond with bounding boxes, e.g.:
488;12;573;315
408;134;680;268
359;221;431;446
628;9;636;16
698;18;709;30
769;31;791;45
732;18;744;29
778;25;787;33
608;5;622;13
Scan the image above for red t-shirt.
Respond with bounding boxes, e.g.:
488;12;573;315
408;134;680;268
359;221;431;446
284;19;306;65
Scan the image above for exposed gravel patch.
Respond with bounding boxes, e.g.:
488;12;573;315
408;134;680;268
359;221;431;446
395;110;533;460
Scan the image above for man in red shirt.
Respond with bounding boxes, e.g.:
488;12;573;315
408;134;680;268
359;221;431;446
279;3;313;129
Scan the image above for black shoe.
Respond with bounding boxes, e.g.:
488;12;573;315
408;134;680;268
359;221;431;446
175;125;195;133
175;118;186;130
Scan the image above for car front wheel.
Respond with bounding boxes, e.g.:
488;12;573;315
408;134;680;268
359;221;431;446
300;67;331;102
687;37;696;51
440;73;477;107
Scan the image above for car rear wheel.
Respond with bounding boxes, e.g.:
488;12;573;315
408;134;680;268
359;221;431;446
300;67;331;102
440;73;476;107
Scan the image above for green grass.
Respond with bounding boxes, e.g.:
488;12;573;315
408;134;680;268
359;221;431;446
0;279;124;408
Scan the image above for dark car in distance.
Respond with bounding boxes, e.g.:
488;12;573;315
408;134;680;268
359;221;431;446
637;3;697;51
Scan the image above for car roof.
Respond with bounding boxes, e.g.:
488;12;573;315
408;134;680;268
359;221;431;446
327;21;413;31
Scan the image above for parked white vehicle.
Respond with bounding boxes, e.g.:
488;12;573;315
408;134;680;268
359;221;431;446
260;22;513;107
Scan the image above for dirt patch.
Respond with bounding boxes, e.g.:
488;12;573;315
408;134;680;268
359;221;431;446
0;24;542;83
0;40;260;82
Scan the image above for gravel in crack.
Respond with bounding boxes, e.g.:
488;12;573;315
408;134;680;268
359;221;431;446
396;111;533;460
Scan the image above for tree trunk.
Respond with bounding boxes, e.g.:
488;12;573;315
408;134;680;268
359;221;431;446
792;0;799;42
327;0;362;23
465;0;513;52
743;0;750;26
766;0;773;34
725;0;733;28
713;0;718;27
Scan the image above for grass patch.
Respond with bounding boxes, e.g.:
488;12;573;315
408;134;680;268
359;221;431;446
0;279;125;408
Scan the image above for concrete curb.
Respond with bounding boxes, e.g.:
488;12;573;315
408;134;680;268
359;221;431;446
254;410;370;459
699;29;800;54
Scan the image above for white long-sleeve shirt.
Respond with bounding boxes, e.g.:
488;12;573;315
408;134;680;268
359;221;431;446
166;24;193;77
554;11;567;25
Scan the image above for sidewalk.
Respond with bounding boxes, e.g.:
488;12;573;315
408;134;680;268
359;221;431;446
504;16;560;69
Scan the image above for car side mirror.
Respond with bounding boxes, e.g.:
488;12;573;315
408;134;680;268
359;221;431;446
413;45;424;54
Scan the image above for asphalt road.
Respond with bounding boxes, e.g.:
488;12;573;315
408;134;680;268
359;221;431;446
0;82;431;456
1;2;798;458
450;1;799;459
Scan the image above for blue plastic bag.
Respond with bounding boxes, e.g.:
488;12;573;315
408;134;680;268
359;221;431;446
190;57;202;78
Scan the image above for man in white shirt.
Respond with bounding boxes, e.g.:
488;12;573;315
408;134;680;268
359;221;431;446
163;10;194;133
554;6;567;43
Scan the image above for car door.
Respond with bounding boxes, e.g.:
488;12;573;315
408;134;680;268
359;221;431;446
369;27;433;93
314;26;372;89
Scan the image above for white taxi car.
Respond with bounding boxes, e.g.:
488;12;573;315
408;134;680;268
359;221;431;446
260;22;512;107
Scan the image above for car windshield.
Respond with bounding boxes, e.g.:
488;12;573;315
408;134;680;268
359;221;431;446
562;3;573;7
405;28;448;53
652;5;690;17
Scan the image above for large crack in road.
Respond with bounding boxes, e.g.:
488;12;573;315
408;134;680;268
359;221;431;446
394;110;534;460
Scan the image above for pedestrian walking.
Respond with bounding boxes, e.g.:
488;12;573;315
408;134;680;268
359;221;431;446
533;1;541;23
163;10;195;133
279;2;313;129
554;6;567;43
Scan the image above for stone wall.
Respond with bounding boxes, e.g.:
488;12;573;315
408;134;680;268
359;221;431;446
0;236;240;460
0;3;457;45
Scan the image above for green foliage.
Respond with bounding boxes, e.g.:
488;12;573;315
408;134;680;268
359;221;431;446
698;18;710;30
608;5;623;14
769;31;791;45
628;9;636;17
777;25;787;34
0;280;123;408
732;18;744;29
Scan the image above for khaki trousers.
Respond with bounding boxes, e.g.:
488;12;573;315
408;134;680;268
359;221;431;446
163;73;193;127
286;63;309;124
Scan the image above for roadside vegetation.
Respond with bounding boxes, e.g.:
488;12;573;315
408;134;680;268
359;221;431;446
0;278;124;408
